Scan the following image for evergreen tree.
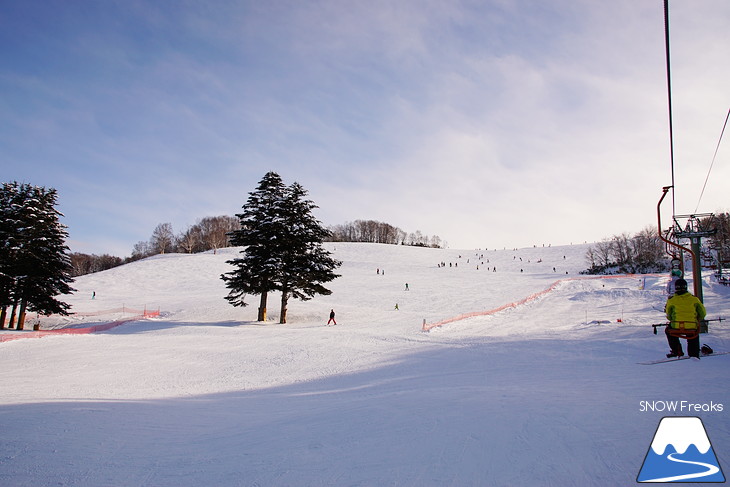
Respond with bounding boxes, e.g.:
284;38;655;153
0;182;74;330
0;182;22;328
222;172;289;321
277;182;340;323
221;173;341;324
20;187;75;320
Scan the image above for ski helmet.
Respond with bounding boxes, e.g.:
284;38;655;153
674;278;688;293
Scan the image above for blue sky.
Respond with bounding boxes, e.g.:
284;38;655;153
2;0;728;256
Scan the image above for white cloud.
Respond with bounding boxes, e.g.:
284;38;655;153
2;0;728;254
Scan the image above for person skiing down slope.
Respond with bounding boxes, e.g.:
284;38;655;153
664;278;706;358
327;309;337;325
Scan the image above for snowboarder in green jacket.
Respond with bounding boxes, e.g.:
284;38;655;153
665;278;706;358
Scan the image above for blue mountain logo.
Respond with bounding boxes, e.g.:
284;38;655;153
638;416;725;483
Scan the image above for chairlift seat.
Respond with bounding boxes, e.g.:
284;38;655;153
667;321;699;340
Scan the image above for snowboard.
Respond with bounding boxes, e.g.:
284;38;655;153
638;351;730;365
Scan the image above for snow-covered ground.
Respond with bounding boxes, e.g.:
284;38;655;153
1;242;728;486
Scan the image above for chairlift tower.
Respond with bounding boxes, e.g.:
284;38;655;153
671;213;716;303
656;1;722;305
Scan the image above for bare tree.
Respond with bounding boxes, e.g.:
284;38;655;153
178;225;203;254
594;239;613;268
150;223;176;254
632;226;664;269
611;233;633;270
199;216;239;253
704;213;730;263
585;246;598;270
131;240;152;260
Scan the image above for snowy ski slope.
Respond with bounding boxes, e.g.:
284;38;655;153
1;242;729;486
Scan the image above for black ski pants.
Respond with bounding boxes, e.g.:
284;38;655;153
665;326;700;357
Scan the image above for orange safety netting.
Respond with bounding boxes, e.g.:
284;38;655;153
422;274;661;332
0;309;161;343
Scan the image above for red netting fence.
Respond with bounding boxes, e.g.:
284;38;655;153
0;308;161;343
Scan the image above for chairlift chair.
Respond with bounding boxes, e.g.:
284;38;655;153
666;320;700;340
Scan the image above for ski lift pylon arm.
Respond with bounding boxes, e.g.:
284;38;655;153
657;186;697;291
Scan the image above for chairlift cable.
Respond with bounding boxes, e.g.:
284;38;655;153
663;0;677;217
694;108;730;213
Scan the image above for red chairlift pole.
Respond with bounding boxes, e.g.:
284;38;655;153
657;186;701;299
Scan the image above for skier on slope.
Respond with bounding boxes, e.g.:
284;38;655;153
327;309;337;325
664;278;706;359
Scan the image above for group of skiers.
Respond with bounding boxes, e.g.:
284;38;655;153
434;252;571;275
329;263;709;361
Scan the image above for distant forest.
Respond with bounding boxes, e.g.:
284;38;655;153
72;212;730;278
70;215;240;277
325;220;444;248
70;217;443;277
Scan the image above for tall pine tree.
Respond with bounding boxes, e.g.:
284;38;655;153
222;172;289;321
221;173;340;323
277;182;340;324
0;182;75;330
0;182;22;328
